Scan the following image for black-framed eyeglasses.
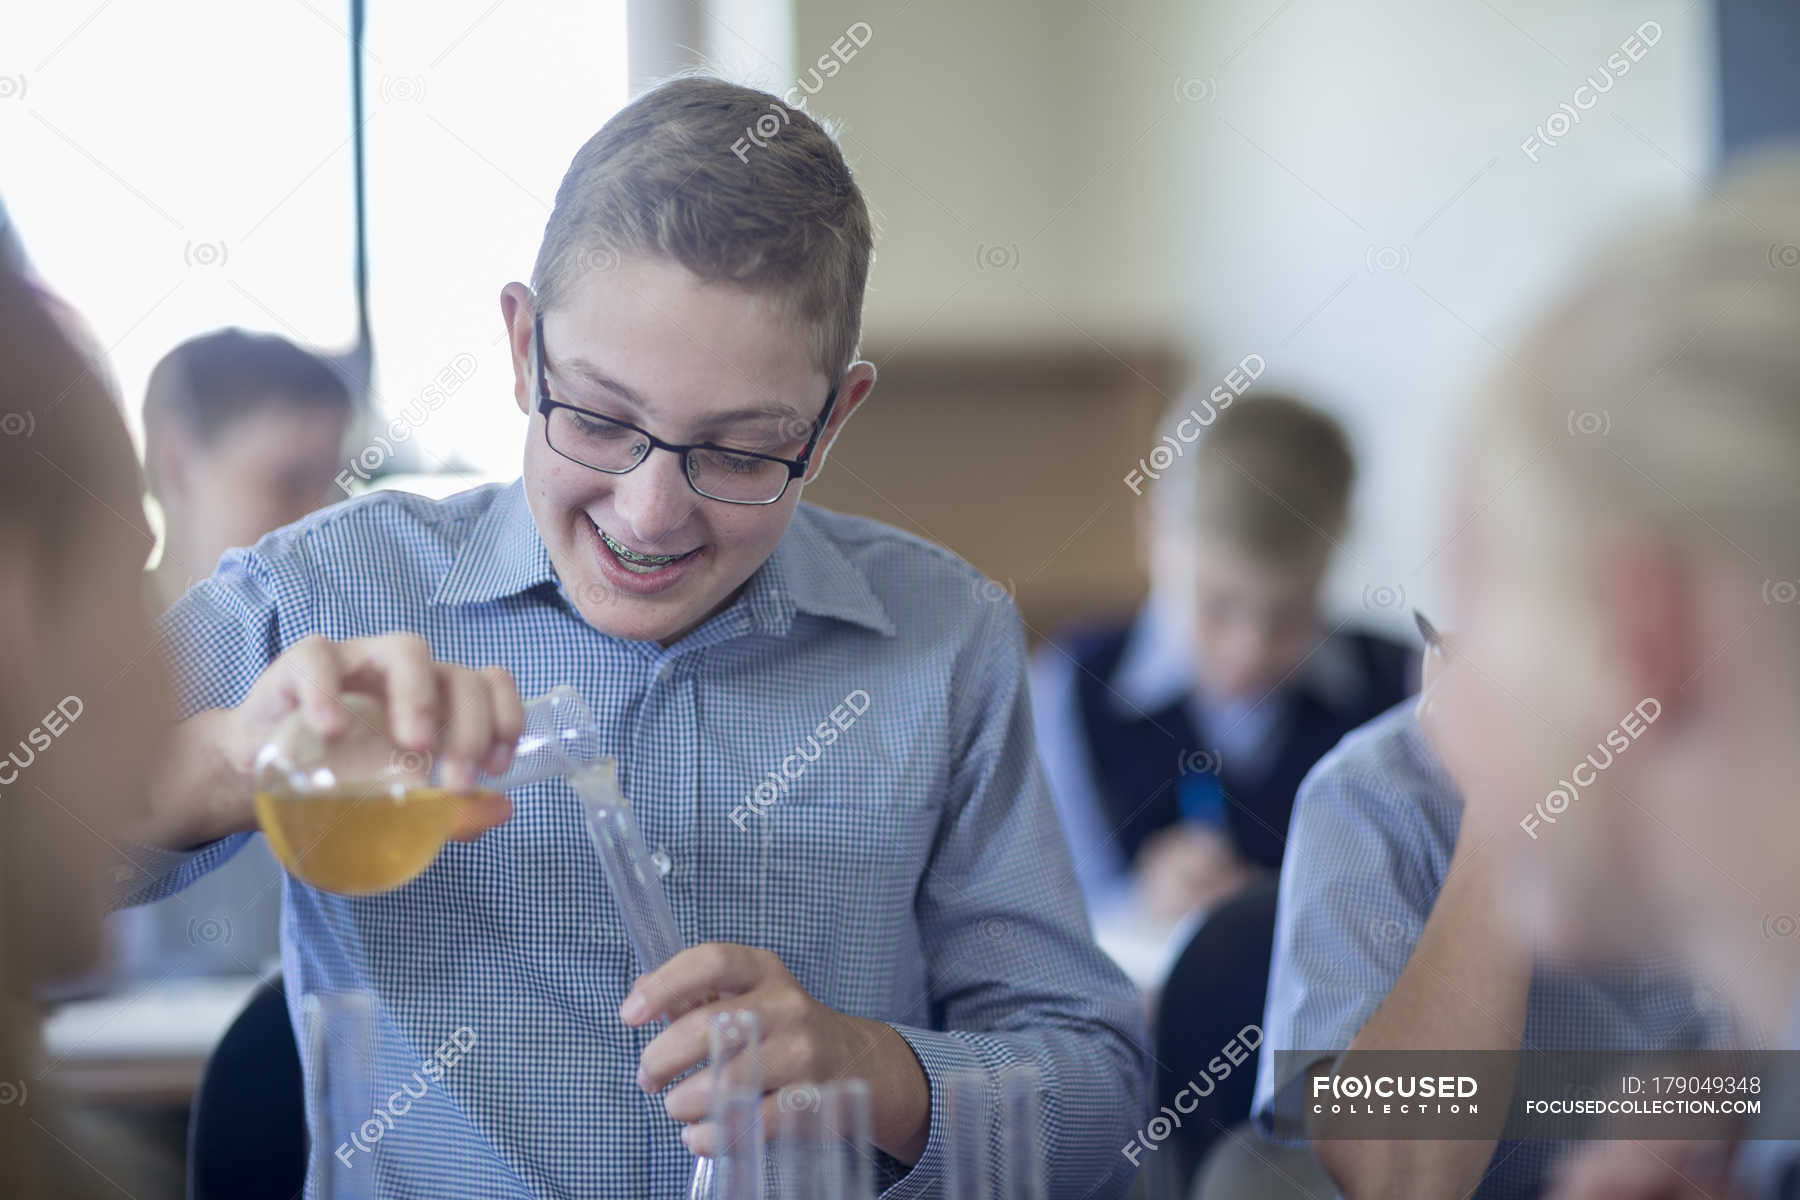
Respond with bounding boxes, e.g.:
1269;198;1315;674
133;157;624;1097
534;313;838;506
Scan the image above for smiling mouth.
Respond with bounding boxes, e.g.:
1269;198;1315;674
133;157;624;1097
595;525;699;571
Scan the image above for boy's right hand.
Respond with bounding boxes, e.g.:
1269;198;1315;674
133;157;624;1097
155;634;524;848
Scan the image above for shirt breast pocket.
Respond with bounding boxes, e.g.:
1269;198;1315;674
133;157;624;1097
756;780;939;1005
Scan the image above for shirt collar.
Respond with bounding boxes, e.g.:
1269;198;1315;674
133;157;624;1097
1110;596;1193;713
751;504;897;639
1108;596;1373;716
431;486;897;642
432;479;558;605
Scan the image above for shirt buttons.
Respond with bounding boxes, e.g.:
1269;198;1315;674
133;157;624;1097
650;846;672;877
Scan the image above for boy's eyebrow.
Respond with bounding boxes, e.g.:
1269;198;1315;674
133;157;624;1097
558;355;647;410
703;403;810;428
557;354;811;429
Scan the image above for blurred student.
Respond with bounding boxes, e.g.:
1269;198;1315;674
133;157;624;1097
0;252;175;1196
1246;657;1731;1200
100;329;354;987
99;329;355;988
1426;158;1800;1200
1032;392;1413;922
0;195;115;398
128;77;1147;1197
141;328;355;607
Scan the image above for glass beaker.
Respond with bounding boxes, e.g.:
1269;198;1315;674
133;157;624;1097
254;685;601;894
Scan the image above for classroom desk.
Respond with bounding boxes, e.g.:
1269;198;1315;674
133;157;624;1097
40;975;264;1106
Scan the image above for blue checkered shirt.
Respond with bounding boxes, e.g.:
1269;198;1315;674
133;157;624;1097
1252;702;1733;1200
130;480;1148;1199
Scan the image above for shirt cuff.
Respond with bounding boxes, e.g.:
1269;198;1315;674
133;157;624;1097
872;1023;985;1200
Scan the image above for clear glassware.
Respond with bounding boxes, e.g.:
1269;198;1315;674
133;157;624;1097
943;1064;1048;1200
567;758;686;972
254;685;601;895
773;1079;874;1200
565;759;723;1193
303;990;378;1200
997;1065;1047;1200
690;1010;765;1200
944;1070;989;1199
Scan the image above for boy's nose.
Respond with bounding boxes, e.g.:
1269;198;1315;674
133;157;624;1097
611;447;701;547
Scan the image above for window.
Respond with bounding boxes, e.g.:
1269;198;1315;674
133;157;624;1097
6;0;358;447
5;0;630;485
360;0;628;482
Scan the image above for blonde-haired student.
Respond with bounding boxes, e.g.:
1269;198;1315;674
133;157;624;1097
1432;156;1800;1199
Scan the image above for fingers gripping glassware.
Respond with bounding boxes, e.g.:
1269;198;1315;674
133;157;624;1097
265;688;736;1192
254;685;602;895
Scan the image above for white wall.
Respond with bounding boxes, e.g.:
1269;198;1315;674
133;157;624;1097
790;0;1715;625
1172;0;1714;623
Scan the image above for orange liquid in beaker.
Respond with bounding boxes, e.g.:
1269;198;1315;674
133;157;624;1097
254;785;465;895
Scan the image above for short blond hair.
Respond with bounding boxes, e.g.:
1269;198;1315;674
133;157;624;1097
1153;391;1356;562
1480;153;1800;576
530;76;874;379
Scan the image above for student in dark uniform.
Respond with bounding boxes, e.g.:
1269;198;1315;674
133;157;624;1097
1031;390;1415;1189
1031;391;1414;923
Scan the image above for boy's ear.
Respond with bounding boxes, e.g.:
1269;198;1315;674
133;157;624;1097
499;283;537;417
1591;536;1693;723
150;431;189;509
804;361;876;482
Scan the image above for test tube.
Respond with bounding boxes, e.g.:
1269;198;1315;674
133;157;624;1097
998;1065;1047;1200
774;1079;875;1200
303;990;378;1200
565;758;714;1193
568;757;685;973
943;1070;990;1200
690;1010;765;1200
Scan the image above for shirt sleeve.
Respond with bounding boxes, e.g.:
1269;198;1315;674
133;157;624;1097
877;595;1150;1199
116;544;294;908
1025;646;1132;913
1251;725;1444;1141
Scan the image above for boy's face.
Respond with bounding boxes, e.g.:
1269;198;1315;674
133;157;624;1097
1155;528;1324;703
1439;465;1661;958
158;404;351;582
503;258;871;645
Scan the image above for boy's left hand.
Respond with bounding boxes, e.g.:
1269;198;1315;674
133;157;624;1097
623;942;930;1164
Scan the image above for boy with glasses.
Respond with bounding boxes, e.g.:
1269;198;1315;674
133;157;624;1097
128;77;1146;1198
